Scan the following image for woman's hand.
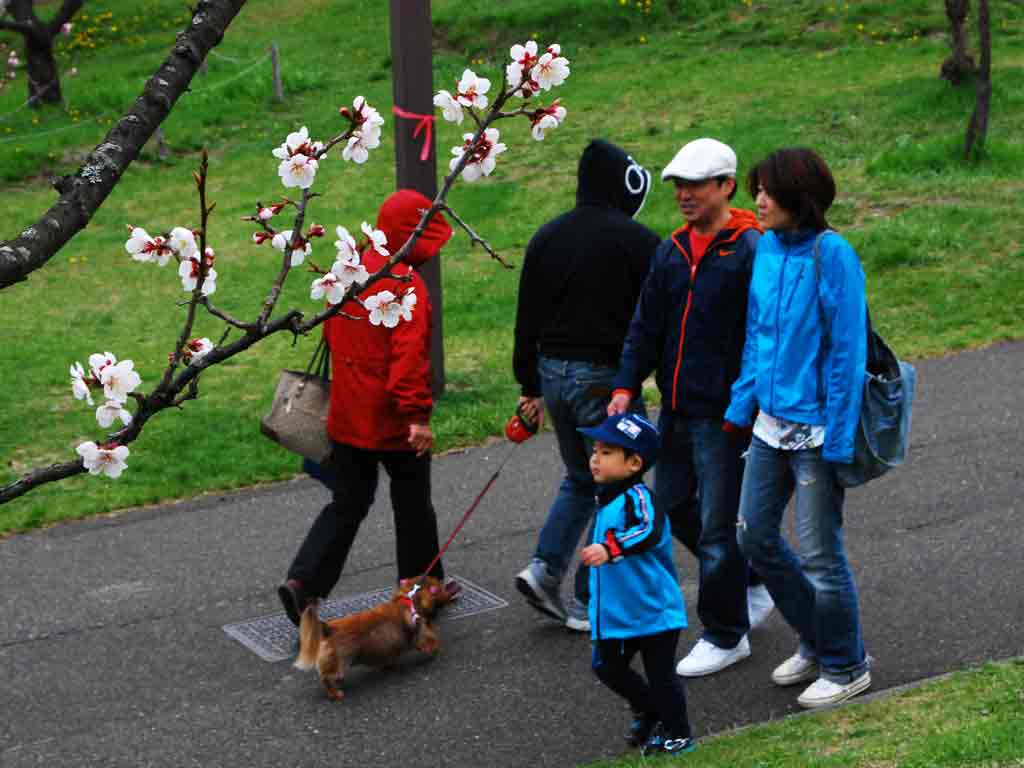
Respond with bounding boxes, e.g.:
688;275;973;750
581;544;610;567
517;395;545;431
408;423;434;457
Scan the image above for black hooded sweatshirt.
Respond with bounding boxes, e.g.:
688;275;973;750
513;139;661;396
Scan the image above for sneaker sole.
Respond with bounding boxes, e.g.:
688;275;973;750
797;672;872;708
565;617;591;632
514;573;567;622
772;663;820;687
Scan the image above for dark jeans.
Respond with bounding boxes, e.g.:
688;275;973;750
287;442;443;598
592;629;691;740
535;356;644;604
655;413;759;649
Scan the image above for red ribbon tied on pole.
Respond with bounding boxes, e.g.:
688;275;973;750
392;105;436;162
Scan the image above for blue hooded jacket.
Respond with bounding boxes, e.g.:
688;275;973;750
725;229;867;463
588;479;687;641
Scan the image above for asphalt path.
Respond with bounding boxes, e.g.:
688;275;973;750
2;341;1022;768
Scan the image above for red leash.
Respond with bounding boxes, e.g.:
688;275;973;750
417;443;520;585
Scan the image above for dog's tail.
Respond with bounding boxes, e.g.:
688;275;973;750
294;602;325;671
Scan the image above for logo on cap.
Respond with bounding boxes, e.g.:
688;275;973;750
616;417;642;440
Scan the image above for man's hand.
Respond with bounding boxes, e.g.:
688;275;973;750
581;543;610;567
607;391;631;416
517;395;545;431
408;423;434;457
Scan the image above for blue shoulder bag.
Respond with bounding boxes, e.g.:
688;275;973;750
814;231;917;488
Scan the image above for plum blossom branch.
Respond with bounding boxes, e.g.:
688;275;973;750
440;203;511;268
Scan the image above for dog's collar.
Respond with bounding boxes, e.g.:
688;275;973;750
399;584;421;626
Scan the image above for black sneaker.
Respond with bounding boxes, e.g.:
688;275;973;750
641;727;697;757
277;579;307;627
625;712;659;747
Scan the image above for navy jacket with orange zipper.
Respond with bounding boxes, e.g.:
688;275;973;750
613;208;761;419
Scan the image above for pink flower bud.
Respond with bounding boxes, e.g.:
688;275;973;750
307;224;325;238
252;232;272;245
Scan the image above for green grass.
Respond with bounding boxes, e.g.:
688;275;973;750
2;0;1024;532
587;659;1024;768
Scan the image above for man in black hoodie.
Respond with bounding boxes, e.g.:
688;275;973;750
513;139;659;631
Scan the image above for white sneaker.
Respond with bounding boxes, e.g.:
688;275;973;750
771;652;820;686
675;635;751;677
797;670;872;708
565;597;591;633
747;584;775;629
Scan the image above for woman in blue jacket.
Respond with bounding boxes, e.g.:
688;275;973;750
724;148;870;709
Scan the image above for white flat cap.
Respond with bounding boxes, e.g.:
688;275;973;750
661;138;737;181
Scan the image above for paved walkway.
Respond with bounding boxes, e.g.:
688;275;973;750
2;341;1022;768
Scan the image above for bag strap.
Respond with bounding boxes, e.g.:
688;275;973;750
303;338;330;381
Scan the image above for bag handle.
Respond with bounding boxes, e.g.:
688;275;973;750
303;338;330;382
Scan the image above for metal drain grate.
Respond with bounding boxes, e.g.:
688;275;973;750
223;575;508;662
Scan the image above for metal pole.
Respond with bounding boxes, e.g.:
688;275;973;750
388;0;445;398
270;43;284;104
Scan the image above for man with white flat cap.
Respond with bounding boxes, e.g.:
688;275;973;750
609;137;774;678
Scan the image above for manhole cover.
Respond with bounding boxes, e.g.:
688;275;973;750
223;575;508;662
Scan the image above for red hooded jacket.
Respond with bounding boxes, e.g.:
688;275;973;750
324;189;452;451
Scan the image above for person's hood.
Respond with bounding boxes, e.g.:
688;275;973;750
575;139;652;218
375;189;454;267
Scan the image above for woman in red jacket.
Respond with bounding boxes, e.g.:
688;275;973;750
277;189;453;625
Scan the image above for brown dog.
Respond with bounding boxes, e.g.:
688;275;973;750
293;576;459;700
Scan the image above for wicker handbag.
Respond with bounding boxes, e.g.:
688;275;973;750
260;340;333;463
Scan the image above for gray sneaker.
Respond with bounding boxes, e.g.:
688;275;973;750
565;597;591;632
515;560;567;622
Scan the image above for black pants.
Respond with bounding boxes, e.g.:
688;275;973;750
592;629;691;740
287;442;444;598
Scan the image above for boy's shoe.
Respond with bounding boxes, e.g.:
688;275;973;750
747;584;775;629
625;712;659;747
515;560;567;623
277;579;308;627
797;670;871;708
641;727;697;757
565;597;591;632
771;652;819;686
675;635;750;677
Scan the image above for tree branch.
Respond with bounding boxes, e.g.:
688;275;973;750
47;0;85;37
0;0;249;290
440;203;512;268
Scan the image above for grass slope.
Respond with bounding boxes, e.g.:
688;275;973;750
1;0;1023;532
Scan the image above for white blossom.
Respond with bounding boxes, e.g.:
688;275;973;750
449;128;507;182
365;290;402;328
125;227;174;266
96;400;133;428
456;69;491;109
507;40;539;89
331;251;370;288
99;359;141;404
76;441;130;479
352;96;385;137
310;272;347;305
531;104;567;141
168;226;198;260
342;129;380;164
178;257;217;295
88;352;117;377
258;207;275;221
334;226;358;261
272;230;312;267
278;153;319;189
433;89;464;125
399;288;417;322
186;337;214;365
531;50;570;91
70;362;94;405
361;222;389;256
272;126;314;160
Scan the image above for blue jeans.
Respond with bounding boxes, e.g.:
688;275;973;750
534;356;642;603
655;414;750;649
736;437;868;682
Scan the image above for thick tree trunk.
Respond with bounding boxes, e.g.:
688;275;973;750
965;0;991;158
0;0;248;290
941;0;975;85
23;22;61;104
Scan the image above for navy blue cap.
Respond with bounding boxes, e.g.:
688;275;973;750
579;412;659;468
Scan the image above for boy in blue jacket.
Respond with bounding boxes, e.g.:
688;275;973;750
579;413;695;757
